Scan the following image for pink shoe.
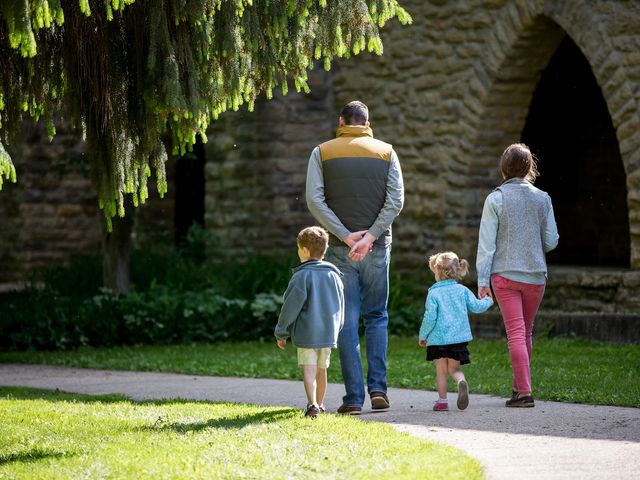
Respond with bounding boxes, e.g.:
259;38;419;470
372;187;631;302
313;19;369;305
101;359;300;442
433;400;449;411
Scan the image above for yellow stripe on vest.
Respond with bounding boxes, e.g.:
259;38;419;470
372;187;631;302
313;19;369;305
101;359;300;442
320;137;393;162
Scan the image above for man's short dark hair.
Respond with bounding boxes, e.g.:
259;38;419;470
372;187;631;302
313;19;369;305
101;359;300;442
340;101;369;126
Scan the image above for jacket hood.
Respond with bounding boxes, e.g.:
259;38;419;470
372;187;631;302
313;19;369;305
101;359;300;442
292;259;343;276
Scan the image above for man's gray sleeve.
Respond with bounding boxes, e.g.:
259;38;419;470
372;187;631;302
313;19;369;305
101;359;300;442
305;146;351;242
368;150;405;239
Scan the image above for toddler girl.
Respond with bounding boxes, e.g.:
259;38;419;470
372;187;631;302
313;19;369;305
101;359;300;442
419;252;493;411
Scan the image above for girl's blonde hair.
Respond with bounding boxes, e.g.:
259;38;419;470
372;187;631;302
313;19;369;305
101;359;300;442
429;251;469;280
500;143;539;183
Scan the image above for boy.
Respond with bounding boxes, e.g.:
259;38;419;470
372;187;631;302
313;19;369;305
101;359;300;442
275;226;345;418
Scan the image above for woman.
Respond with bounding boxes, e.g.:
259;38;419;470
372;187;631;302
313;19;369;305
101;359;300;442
476;143;559;407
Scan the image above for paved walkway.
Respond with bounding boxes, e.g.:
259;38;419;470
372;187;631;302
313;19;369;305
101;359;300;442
1;364;639;479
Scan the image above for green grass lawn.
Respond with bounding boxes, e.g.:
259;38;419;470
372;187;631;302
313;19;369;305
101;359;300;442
0;387;482;480
1;337;638;407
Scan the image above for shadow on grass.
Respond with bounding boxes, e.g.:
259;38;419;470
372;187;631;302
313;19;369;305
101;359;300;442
0;386;129;403
1;386;301;434
141;408;300;434
0;448;72;466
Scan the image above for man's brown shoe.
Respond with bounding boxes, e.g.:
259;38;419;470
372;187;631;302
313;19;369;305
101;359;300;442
337;405;362;415
370;391;390;410
505;395;535;408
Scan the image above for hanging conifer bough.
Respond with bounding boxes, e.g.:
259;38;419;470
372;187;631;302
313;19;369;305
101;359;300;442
0;0;411;229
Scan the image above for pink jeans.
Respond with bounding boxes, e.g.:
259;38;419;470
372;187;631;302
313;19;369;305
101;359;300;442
491;274;545;394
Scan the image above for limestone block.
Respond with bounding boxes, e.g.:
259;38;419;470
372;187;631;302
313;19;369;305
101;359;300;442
616;117;640;143
413;181;442;197
629;206;640;224
606;3;640;36
622;271;640;288
480;0;510;10
619;293;640;311
623;51;640;67
414;201;446;220
626;170;640;190
443;226;469;242
610;94;637;129
56;205;84;217
441;26;466;45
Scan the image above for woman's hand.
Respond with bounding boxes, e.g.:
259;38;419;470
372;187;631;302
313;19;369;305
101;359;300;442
419;339;426;347
478;286;493;299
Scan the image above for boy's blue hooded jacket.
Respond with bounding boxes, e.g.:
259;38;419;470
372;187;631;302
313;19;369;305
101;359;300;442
274;260;345;348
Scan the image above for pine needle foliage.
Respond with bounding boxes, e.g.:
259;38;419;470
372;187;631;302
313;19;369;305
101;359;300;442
0;0;411;228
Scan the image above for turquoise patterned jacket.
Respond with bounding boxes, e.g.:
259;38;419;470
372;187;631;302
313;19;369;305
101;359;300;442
418;279;493;346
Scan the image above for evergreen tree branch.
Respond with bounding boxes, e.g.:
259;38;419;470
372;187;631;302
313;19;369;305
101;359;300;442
0;0;412;228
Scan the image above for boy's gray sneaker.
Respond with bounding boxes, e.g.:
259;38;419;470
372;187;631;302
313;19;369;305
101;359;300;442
370;391;390;410
305;404;320;418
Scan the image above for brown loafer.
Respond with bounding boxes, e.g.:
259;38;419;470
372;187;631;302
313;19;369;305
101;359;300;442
506;395;535;408
370;391;390;410
337;404;362;415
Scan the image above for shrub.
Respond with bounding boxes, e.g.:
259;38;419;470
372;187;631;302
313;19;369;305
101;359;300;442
0;225;427;350
0;285;286;351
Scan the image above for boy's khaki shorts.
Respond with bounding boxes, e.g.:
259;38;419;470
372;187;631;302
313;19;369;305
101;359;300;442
297;347;332;368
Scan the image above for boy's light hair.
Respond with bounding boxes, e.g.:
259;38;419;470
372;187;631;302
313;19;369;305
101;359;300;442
297;226;329;259
429;251;469;280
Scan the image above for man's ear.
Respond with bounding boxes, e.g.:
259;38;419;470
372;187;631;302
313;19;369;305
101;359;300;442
365;120;370;127
338;116;345;127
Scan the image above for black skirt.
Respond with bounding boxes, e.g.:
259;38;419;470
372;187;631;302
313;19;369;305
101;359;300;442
426;342;470;365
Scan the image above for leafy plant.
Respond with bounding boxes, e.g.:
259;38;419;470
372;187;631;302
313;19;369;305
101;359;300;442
0;1;412;227
0;225;435;350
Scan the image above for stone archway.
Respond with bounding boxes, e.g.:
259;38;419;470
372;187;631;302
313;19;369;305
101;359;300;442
462;0;640;270
175;138;205;244
521;35;630;267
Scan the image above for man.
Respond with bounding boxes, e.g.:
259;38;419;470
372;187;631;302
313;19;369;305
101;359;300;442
305;100;404;414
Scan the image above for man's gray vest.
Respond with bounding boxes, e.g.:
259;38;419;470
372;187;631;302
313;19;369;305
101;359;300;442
319;125;392;247
493;178;551;275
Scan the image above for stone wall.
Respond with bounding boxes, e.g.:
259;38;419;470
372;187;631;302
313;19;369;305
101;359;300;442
471;310;640;343
0;121;176;286
3;0;640;317
327;0;640;311
200;0;640;313
0;122;101;285
203;68;335;254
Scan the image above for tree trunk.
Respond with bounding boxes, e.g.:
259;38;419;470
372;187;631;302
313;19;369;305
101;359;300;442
102;206;134;294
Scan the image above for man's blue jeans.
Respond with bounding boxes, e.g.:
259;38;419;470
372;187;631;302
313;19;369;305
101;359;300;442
325;244;390;407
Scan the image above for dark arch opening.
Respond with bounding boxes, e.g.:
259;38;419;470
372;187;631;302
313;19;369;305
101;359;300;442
521;35;630;267
174;138;205;244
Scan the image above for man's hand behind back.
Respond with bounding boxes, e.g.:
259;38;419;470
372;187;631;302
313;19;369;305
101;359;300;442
349;232;376;261
344;230;367;248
